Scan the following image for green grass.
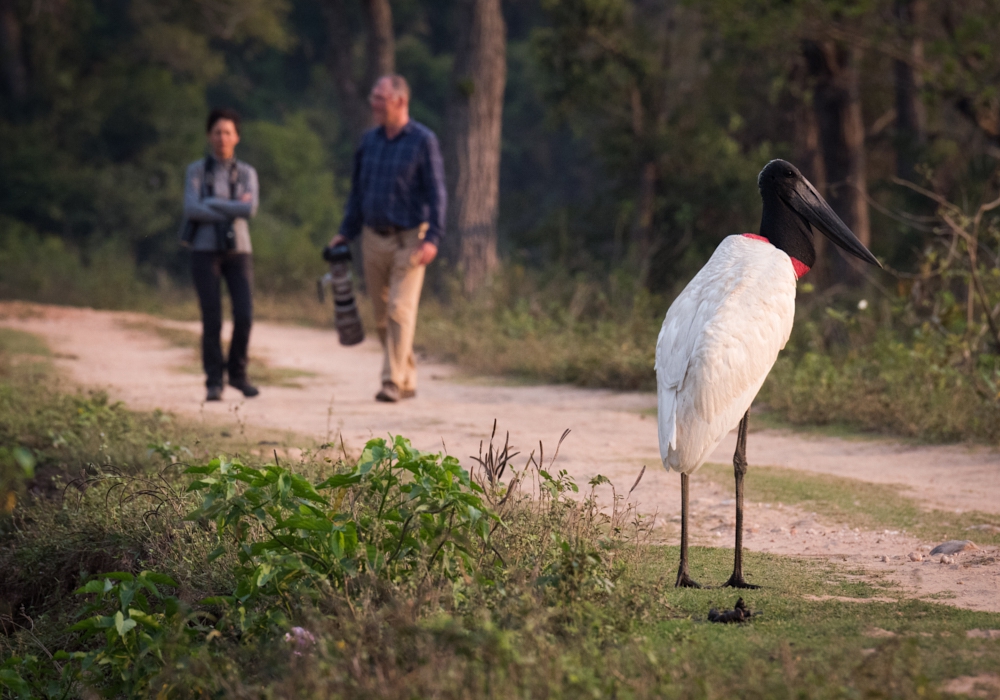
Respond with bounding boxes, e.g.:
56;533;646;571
0;328;50;357
634;408;887;443
699;462;1000;547
220;547;1000;699
626;547;1000;698
415;269;663;392
119;318;201;350
749;408;900;441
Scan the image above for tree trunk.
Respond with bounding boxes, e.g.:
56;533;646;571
322;0;395;141
840;47;871;249
634;159;657;280
803;40;871;283
893;0;926;180
794;93;831;286
362;0;394;90
628;82;656;270
0;0;26;103
445;0;506;294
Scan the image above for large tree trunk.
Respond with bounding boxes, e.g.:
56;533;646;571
0;0;26;103
803;40;871;283
322;0;395;141
362;0;394;90
893;0;926;180
445;0;506;294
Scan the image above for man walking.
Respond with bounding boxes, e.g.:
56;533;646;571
181;108;260;402
330;74;447;402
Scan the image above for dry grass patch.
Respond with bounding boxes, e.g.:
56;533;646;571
118;317;316;388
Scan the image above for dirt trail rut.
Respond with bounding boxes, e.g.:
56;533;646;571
2;302;999;612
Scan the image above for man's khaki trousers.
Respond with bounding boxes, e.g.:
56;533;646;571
361;225;427;394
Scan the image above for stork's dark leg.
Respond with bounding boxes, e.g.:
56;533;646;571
675;472;701;588
723;410;760;589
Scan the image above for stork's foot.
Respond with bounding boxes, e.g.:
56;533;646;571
675;570;702;588
722;572;760;589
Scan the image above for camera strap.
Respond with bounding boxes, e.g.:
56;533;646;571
204;156;240;199
203;156;240;250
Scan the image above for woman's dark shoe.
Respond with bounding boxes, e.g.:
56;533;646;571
206;385;223;402
229;379;260;398
375;382;400;402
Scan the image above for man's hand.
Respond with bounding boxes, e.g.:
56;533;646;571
240;192;253;203
412;241;438;266
328;234;347;248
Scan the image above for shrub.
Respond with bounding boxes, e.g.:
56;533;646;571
184;436;498;619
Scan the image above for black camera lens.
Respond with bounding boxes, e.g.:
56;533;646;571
322;243;352;263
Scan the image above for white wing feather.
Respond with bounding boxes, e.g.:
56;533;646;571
656;235;797;474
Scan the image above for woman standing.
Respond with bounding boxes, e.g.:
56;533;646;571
180;108;260;402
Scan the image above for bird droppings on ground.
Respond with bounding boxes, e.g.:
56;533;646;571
931;540;979;555
708;597;756;623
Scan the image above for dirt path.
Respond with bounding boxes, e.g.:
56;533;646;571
2;301;998;612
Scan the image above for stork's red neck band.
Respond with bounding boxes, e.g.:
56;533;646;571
742;233;811;280
789;258;811;279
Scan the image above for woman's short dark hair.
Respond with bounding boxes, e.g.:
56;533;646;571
207;108;241;134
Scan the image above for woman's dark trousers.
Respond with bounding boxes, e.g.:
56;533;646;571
191;252;254;389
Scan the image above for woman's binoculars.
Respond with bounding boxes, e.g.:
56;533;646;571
318;243;365;346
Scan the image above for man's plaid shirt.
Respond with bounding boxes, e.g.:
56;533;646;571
339;120;447;246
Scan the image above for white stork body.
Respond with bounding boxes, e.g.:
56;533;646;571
661;160;880;589
656;234;797;475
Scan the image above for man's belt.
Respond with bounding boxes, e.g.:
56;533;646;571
372;224;404;236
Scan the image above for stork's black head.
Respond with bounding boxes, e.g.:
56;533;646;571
757;159;881;271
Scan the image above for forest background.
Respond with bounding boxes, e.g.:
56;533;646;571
3;0;1000;440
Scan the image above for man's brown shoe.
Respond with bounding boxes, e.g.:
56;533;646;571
375;382;400;402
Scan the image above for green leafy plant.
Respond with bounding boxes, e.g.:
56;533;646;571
0;654;60;700
64;571;198;697
184;436;499;613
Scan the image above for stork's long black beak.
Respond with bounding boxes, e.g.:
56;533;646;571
782;178;882;268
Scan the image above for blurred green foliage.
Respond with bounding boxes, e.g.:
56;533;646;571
3;0;997;300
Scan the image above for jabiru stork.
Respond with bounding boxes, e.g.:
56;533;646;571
656;159;880;588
